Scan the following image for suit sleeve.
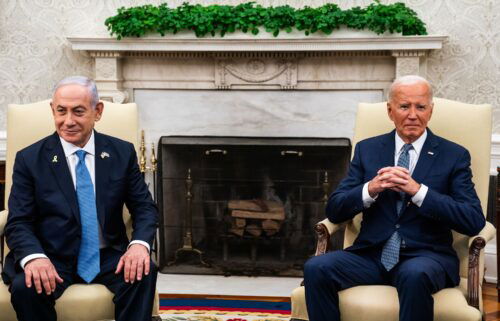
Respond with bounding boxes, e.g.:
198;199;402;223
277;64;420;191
326;143;366;223
123;143;158;247
418;149;485;236
5;151;45;266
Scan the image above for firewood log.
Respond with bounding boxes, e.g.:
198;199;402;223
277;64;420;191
231;209;285;221
245;223;263;237
228;200;283;213
262;219;281;236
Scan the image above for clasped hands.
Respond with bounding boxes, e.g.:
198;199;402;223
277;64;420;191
24;243;150;295
368;166;420;199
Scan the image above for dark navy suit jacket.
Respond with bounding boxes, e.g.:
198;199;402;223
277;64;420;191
326;128;485;284
2;131;158;283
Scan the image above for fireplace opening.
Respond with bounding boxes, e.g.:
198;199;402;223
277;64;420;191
157;136;351;276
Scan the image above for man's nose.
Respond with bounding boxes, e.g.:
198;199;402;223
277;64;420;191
64;113;75;125
408;106;417;118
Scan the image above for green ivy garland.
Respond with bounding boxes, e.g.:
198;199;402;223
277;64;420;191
105;1;427;40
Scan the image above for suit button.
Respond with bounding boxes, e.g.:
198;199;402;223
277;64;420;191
395;224;400;229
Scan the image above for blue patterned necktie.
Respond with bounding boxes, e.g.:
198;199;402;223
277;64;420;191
380;143;413;271
75;150;100;283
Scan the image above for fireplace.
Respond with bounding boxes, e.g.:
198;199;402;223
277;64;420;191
158;136;350;276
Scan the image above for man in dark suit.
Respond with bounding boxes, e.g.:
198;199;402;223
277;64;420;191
2;76;158;321
304;75;485;321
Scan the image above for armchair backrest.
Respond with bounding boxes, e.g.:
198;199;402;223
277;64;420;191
344;98;492;279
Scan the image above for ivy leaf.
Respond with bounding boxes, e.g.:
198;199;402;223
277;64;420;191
105;1;427;39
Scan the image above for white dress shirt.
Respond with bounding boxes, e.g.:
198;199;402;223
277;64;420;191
362;130;429;208
21;131;149;268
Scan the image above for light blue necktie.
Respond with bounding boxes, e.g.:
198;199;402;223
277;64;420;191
75;150;100;283
380;143;413;271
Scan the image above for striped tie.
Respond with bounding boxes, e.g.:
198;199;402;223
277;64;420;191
75;150;100;283
380;143;413;271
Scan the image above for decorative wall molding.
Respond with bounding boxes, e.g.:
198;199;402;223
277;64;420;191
216;58;298;89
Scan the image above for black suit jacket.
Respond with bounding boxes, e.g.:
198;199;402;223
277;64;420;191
2;131;158;283
326;129;485;284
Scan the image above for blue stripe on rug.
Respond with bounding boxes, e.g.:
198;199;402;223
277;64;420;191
160;298;291;312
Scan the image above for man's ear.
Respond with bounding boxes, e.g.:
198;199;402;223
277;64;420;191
50;101;55;115
94;102;104;121
387;102;394;121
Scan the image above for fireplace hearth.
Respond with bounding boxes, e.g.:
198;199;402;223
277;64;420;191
158;136;350;276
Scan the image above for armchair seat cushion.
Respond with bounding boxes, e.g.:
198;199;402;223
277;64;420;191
0;282;115;321
291;282;481;321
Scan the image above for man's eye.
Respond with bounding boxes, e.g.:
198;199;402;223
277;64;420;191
417;105;426;110
399;105;409;110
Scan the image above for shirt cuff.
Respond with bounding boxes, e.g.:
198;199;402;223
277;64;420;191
411;184;428;207
129;240;150;253
20;253;48;269
362;182;377;208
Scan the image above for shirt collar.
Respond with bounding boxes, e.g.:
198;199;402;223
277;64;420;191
59;130;95;157
395;129;427;156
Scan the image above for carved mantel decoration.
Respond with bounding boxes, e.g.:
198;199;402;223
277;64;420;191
68;35;446;103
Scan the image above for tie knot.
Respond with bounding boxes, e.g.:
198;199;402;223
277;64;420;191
401;144;413;153
75;150;87;162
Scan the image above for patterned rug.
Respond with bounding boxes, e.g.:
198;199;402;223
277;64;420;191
159;294;291;321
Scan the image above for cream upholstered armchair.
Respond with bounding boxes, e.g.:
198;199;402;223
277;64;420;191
0;100;160;321
290;98;496;321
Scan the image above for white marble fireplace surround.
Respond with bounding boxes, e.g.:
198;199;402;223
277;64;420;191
68;34;446;141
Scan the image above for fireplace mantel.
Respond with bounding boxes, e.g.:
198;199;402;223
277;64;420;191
68;35;446;103
69;35;446;52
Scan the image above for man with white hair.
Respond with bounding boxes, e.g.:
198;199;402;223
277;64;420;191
304;75;485;321
2;76;158;321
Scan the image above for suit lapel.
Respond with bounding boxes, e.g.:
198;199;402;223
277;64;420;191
412;129;439;184
379;131;396;168
94;132;111;228
45;133;80;224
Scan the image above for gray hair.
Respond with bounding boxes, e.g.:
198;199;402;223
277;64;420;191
388;75;433;103
53;76;99;108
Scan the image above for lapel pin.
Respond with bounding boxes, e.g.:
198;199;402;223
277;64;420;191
427;151;434;155
52;155;58;163
100;152;110;159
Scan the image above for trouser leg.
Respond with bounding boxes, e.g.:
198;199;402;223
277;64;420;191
391;256;447;321
9;265;73;321
303;249;385;321
96;248;158;321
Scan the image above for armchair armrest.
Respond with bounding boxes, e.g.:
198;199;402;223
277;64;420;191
0;209;7;236
314;218;347;256
467;221;495;309
0;210;6;268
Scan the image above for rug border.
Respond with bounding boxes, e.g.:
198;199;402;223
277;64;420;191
160;293;291;303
